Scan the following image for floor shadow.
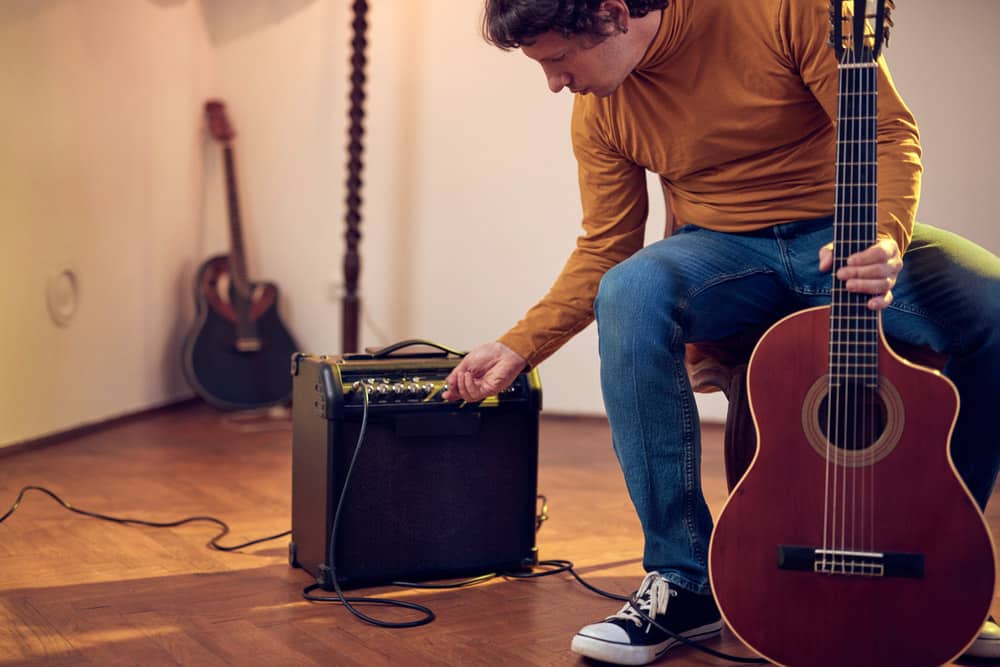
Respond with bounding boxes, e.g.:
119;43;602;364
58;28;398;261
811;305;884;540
1;563;678;666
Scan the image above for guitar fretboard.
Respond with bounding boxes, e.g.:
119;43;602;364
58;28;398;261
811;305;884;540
830;51;878;386
223;145;251;298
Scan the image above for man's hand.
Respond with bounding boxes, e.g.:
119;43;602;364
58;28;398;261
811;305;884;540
442;341;527;402
818;237;903;311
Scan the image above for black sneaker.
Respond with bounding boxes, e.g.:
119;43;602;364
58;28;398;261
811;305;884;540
570;572;722;666
963;616;1000;659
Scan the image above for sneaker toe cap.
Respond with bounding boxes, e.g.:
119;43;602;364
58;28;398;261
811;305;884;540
965;620;1000;659
575;621;631;644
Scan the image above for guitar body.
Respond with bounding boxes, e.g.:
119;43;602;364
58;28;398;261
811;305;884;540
709;305;995;666
182;255;298;410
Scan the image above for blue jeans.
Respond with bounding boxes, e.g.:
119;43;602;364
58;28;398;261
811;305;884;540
593;218;1000;595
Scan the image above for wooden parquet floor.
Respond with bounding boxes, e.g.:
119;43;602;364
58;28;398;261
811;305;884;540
1;403;998;666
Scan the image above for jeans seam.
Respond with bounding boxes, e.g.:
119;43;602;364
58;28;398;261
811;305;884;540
672;300;708;577
684;267;775;303
887;301;966;353
627;302;657;549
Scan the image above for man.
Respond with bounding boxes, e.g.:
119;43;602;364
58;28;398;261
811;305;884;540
442;1;1000;664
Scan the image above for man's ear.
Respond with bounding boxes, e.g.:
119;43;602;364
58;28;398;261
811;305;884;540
599;0;631;33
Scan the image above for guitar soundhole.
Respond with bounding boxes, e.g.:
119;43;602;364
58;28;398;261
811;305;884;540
817;382;888;451
802;375;904;467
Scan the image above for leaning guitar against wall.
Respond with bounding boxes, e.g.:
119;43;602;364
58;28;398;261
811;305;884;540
182;100;299;411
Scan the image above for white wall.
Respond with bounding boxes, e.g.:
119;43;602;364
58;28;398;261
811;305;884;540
1;0;998;447
0;0;214;446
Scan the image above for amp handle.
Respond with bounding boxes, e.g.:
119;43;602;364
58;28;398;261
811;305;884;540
350;338;467;360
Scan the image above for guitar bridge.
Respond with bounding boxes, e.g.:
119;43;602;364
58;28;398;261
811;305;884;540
777;545;924;579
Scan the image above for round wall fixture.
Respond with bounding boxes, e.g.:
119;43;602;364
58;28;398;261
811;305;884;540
46;265;80;328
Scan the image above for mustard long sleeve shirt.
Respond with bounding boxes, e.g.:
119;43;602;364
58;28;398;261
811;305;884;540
498;0;921;368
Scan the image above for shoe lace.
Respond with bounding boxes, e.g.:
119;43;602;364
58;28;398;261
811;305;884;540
609;572;677;632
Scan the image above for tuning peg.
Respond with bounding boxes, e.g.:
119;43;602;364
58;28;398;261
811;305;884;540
883;0;894;46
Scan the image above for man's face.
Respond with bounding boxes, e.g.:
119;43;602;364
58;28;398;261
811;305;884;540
521;30;634;98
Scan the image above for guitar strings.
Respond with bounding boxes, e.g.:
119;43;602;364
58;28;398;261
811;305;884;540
825;21;846;574
866;43;879;560
841;38;854;573
828;8;881;572
826;4;882;574
850;34;861;569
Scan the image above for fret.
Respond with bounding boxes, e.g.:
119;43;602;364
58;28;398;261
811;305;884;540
827;377;881;384
828;342;878;349
838;62;878;70
827;320;880;329
828;378;881;388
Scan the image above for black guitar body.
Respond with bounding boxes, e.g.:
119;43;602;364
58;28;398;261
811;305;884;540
182;255;298;410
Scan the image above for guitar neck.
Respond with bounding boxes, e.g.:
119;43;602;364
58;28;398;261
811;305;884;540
830;44;879;385
223;144;252;296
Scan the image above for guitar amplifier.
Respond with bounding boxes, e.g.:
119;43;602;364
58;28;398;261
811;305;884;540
288;342;542;590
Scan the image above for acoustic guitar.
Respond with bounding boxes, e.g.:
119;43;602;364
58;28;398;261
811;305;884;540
708;2;995;665
181;100;298;410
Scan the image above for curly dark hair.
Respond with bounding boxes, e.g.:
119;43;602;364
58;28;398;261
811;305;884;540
483;0;669;50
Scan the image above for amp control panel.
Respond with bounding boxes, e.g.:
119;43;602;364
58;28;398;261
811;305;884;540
291;349;542;419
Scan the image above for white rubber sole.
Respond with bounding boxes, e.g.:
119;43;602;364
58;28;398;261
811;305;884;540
570;620;723;666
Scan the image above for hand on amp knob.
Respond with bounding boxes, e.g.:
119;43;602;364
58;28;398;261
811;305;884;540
442;341;526;403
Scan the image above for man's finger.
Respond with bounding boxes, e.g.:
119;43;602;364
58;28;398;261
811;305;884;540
844;276;896;295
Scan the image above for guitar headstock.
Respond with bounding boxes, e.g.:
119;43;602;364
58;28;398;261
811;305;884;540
830;0;894;62
204;100;235;144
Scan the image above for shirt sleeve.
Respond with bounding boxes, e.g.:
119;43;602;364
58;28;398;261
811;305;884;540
778;0;922;253
498;100;649;367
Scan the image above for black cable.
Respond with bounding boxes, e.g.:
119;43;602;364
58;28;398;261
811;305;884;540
306;383;436;628
0;484;289;552
390;572;496;589
509;559;630;601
